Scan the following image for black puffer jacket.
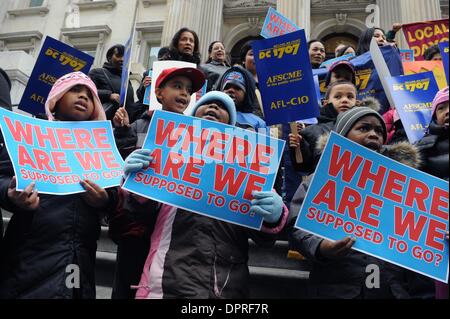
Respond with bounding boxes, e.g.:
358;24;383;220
89;62;142;122
289;137;423;299
415;121;449;181
0;174;118;299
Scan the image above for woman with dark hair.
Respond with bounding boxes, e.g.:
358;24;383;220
167;27;201;65
335;45;356;57
356;27;387;56
424;45;442;61
89;44;141;122
200;41;230;91
308;40;326;69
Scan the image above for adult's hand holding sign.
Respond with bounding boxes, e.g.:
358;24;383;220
123;110;285;230
295;132;449;283
0;108;124;195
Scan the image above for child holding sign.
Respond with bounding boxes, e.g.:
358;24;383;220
289;106;423;298
0;72;117;299
289;80;371;174
123;91;288;299
109;66;206;299
416;87;449;299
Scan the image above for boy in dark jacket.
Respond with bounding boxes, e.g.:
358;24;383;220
216;66;267;133
108;66;206;299
288;80;363;174
0;72;117;299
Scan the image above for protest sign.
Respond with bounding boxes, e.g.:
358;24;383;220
253;30;319;125
123;110;285;230
149;61;199;115
260;7;300;39
19;36;94;116
438;41;449;85
403;61;447;90
400;49;415;62
0;108;124;195
295;132;449;283
402;19;449;61
387;72;439;144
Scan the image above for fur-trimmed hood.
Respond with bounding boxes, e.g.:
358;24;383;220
316;132;422;169
358;96;381;112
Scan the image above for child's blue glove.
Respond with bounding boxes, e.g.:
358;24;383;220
249;191;283;224
124;149;153;176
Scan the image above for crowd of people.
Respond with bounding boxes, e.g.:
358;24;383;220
0;21;448;300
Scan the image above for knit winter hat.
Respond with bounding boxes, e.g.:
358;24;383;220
45;72;106;121
189;91;237;125
334;107;387;142
431;87;449;119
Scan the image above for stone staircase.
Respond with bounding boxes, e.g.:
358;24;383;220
3;214;311;299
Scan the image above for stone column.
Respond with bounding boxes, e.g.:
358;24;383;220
377;0;442;48
277;0;311;38
161;0;199;47
161;0;223;62
195;0;223;62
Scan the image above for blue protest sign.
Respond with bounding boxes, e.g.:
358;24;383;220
348;45;404;114
295;132;449;283
387;72;439;144
0;108;124;195
260;7;300;39
123;110;285;230
143;70;153;105
438;42;449;85
253;30;320;126
319;53;355;69
400;49;415;62
19;36;94;116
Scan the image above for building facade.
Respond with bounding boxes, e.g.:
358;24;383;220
0;0;447;106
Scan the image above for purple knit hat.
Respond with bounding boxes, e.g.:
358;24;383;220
45;72;106;121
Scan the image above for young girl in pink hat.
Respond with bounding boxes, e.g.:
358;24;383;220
0;72;117;299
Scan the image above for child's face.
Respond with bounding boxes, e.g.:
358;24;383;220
194;101;230;124
435;101;449;127
223;84;245;108
156;75;192;113
328;84;357;113
346;115;385;151
56;85;94;121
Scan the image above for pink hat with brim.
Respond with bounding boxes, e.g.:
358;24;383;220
45;71;106;121
432;87;449;118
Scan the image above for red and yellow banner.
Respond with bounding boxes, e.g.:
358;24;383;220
402;19;449;61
